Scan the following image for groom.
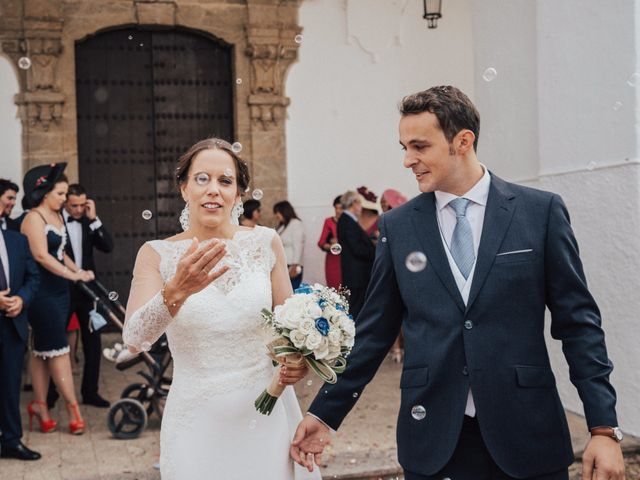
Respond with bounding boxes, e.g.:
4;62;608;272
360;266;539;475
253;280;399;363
291;86;625;479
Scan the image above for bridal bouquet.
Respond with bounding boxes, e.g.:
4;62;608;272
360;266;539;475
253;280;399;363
254;283;355;415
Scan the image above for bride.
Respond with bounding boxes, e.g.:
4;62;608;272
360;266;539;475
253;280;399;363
123;138;322;480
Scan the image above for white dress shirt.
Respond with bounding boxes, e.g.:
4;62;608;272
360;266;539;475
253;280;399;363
276;218;305;266
0;230;10;288
64;210;84;268
434;165;491;417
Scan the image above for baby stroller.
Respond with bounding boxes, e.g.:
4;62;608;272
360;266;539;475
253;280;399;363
77;280;172;439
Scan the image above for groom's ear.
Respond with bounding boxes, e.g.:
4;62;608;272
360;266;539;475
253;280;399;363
456;129;475;155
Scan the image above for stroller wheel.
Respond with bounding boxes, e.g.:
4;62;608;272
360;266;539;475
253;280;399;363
107;398;148;439
121;383;154;415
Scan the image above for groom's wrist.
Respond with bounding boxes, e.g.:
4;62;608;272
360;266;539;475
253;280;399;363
306;412;336;435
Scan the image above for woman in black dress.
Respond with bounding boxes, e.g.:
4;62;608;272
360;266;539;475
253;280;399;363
20;163;93;434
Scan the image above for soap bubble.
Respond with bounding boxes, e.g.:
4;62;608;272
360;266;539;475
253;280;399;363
306;380;313;387
142;210;153;220
141;341;152;352
108;291;119;301
612;101;622;111
224;168;233;177
352;392;358;398
330;243;342;255
249;419;257;430
405;252;427;272
626;72;640;87
236;78;242;85
587;161;597;171
294;34;303;44
252;189;264;201
94;87;109;103
411;405;426;420
231;142;243;154
482;67;498;82
18;57;31;70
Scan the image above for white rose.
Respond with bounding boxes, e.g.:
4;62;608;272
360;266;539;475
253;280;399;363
305;331;322;351
339;316;356;337
343;333;355;348
328;329;342;346
325;344;341;361
305;302;323;319
299;318;316;334
314;337;330;360
289;329;307;349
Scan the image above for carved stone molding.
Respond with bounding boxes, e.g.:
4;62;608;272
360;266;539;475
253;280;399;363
15;91;64;131
245;25;300;129
135;0;177;26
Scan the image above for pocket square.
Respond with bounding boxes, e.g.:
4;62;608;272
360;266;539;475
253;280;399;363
496;249;533;256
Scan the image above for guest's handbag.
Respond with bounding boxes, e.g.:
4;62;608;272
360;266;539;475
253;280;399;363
88;302;108;332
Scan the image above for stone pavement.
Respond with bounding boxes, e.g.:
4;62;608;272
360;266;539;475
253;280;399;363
2;332;639;480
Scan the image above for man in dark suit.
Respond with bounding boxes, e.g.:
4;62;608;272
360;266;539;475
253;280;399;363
291;86;625;479
63;184;113;407
0;179;20;232
0;226;40;460
336;190;376;319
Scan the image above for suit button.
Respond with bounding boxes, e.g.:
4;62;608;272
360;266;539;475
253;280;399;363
464;320;473;330
462;366;469;376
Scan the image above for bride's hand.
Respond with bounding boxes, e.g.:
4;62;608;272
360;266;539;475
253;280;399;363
278;362;309;386
163;238;229;307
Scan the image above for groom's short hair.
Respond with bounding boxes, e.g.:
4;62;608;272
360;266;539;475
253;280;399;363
399;86;480;152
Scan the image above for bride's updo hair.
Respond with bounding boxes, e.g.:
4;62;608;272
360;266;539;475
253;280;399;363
175;138;250;194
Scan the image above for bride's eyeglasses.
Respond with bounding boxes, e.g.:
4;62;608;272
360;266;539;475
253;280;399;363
189;171;234;187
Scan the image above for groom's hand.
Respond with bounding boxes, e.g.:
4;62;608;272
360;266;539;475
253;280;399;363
290;415;331;472
581;436;625;479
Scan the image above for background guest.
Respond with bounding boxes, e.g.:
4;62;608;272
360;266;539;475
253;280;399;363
337;191;376;319
0;219;41;460
380;188;408;213
357;186;380;243
273;200;305;289
317;195;343;289
380;188;408;362
61;183;113;408
240;199;262;228
20;163;92;435
0;179;19;232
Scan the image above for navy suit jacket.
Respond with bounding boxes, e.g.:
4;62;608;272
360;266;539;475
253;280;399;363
309;174;617;478
337;213;376;289
1;229;40;341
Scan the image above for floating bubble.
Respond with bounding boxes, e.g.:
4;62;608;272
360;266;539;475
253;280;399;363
224;168;233;177
231;142;243;154
411;405;426;420
249;419;257;430
349;458;357;464
128;35;133;40
142;210;153;220
627;73;640;87
252;189;264;200
95;122;109;136
587;161;597;171
114;343;123;352
612;101;623;111
18;57;32;70
405;252;427;272
152;463;160;470
352;392;358;398
330;243;342;255
306;379;313;387
294;34;304;44
94;87;109;103
141;341;152;352
139;43;144;47
482;67;498;82
236;78;242;85
108;291;119;301
381;237;387;243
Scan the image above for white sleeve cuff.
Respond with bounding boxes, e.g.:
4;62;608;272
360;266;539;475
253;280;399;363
306;413;337;435
89;217;103;231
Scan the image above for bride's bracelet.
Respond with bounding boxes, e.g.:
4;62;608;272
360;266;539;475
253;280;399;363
161;284;182;309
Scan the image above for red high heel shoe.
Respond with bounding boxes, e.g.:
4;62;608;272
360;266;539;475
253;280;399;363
67;402;85;435
27;400;57;433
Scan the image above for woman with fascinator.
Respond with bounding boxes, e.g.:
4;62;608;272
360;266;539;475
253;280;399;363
20;163;93;435
122;139;320;479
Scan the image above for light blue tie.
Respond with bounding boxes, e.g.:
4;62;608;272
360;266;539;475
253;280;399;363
449;198;475;279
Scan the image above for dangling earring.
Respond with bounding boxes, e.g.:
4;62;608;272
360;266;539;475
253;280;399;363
179;203;190;231
230;201;244;226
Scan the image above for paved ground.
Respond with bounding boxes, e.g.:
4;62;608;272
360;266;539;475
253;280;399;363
2;332;639;480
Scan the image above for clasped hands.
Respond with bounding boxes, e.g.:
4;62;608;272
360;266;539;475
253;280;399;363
0;288;24;318
290;415;331;472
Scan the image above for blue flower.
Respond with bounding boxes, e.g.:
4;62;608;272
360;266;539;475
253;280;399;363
315;317;330;336
335;304;345;311
295;283;313;294
318;299;327;308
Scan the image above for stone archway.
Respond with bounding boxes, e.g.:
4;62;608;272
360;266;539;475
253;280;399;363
0;0;302;211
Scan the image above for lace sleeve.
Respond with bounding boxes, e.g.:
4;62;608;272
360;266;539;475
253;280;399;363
122;242;174;350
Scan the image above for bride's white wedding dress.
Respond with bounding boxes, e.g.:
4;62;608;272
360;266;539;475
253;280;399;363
123;226;321;480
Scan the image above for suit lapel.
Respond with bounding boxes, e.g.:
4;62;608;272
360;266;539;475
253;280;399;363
465;175;517;312
411;193;466;313
4;231;21;288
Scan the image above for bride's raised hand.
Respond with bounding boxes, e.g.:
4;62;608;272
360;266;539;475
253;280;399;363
162;238;229;310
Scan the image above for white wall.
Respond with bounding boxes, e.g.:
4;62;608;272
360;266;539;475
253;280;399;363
0;55;23;214
472;0;640;435
287;0;474;284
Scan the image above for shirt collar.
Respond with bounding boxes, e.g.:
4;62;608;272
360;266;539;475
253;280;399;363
343;210;358;222
435;164;491;211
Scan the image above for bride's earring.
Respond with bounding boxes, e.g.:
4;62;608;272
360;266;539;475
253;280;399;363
179;203;190;231
230;201;244;226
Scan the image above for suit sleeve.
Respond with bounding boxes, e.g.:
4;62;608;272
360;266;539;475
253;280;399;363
308;214;404;430
88;220;114;253
15;234;40;309
340;219;376;261
545;194;617;429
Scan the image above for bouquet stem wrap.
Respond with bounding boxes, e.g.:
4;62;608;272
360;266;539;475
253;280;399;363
255;338;304;415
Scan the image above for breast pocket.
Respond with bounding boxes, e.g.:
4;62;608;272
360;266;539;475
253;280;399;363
494;249;536;264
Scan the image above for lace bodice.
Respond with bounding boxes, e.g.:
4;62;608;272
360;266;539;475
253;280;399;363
123;226;280;394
